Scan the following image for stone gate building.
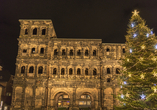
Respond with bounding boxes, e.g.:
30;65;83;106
11;19;126;110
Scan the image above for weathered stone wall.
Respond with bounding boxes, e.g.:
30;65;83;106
11;19;126;110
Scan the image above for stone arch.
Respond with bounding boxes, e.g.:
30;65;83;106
67;46;74;56
60;66;66;75
84;66;89;75
104;87;113;110
76;47;82;56
76;88;98;109
33;28;37;35
68;65;74;75
42;28;46;35
114;65;122;74
84;47;89;56
92;66;98;75
15;86;22;100
104;65;112;74
24;28;28;35
20;64;27;74
60;46;66;56
51;89;72;109
105;46;111;52
76;66;82;75
53;46;58;56
51;65;58;75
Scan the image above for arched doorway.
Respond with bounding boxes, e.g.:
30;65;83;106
55;92;70;110
79;93;92;109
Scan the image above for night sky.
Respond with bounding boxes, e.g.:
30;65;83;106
1;0;157;75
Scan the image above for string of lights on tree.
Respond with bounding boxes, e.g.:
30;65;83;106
114;10;157;110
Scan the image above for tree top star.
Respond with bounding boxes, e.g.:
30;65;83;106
132;10;139;16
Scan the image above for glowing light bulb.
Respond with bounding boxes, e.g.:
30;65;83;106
121;94;124;99
124;81;127;85
140;93;146;99
130;49;132;53
146;33;149;37
133;33;137;38
151;31;153;35
155;45;157;49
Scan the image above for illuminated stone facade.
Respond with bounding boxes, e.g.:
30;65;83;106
11;19;126;110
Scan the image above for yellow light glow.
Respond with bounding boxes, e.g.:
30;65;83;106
141;45;145;49
140;74;144;79
132;10;139;16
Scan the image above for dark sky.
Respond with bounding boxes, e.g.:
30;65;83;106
1;0;157;75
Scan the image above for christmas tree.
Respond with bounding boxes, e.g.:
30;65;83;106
114;10;157;110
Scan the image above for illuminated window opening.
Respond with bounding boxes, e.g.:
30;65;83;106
21;66;25;73
40;48;44;54
123;48;125;53
53;68;57;75
107;68;110;74
31;48;35;54
93;50;96;56
33;28;37;35
77;50;81;56
69;68;73;75
85;50;88;56
42;29;46;35
25;29;28;35
70;49;73;56
38;66;43;74
93;68;97;75
116;68;120;74
23;49;27;53
106;48;110;52
61;68;65;75
77;68;81;75
29;66;34;73
62;49;66;55
85;68;88;75
54;49;58;55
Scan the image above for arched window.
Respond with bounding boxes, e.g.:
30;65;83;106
42;29;46;35
62;49;66;55
54;49;58;55
21;66;25;73
85;50;88;56
106;48;110;52
53;68;57;75
61;68;65;75
77;68;81;75
38;66;43;74
107;78;110;82
33;28;37;35
85;68;88;75
69;68;73;75
79;94;91;107
93;50;96;56
40;48;44;54
70;50;73;56
77;50;81;56
123;48;125;53
116;68;120;74
29;66;34;73
31;48;35;54
25;29;28;35
23;49;27;53
107;68;110;74
93;68;97;75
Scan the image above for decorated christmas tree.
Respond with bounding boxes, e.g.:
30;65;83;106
114;10;157;110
